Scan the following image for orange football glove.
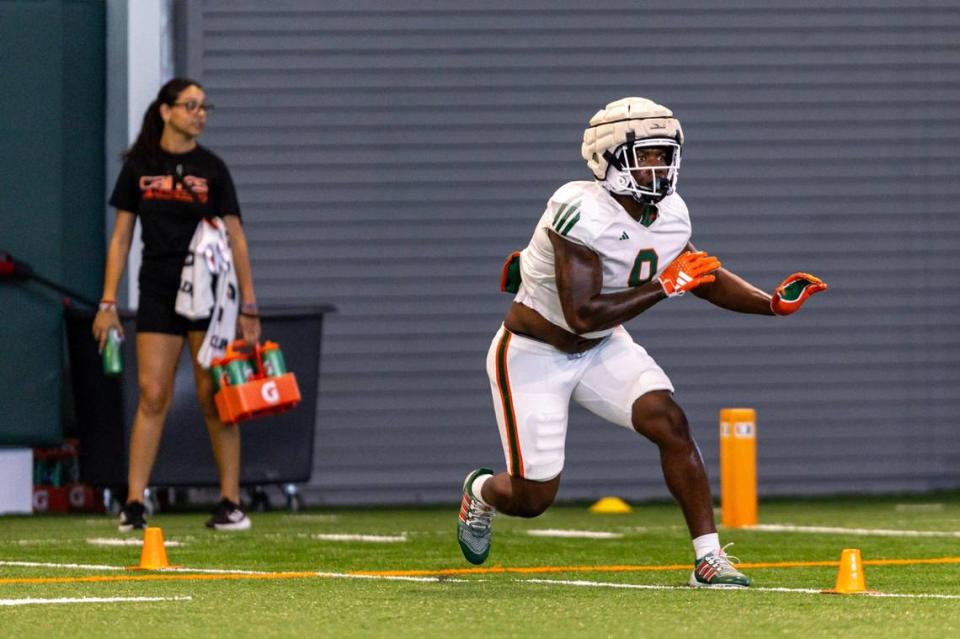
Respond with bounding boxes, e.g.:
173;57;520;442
658;251;721;297
770;272;828;316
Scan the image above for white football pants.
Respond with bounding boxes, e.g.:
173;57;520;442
486;324;674;481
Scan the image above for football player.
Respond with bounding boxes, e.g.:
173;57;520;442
458;97;827;588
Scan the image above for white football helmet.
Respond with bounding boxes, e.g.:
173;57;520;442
581;97;684;204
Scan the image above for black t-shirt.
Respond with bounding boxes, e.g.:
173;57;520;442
109;145;241;297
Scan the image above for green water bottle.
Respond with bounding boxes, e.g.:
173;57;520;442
225;356;255;386
210;362;226;393
102;327;123;376
261;341;287;377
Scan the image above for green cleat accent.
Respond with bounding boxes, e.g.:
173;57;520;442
689;543;751;588
457;468;495;565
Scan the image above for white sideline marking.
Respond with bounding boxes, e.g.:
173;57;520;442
527;529;623;539
0;560;266;575
895;503;944;512
0;596;191;607
526;578;711;592
0;561;466;581
282;514;340;522
0;561;124;571
523;578;960;599
311;534;407;543
750;524;960;538
163;566;272;574
316;571;471;583
86;538;183;547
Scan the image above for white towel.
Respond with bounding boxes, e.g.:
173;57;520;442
175;217;238;368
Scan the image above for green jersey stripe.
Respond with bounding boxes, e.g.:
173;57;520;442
560;211;581;236
552;200;582;233
553;207;574;232
553;205;580;233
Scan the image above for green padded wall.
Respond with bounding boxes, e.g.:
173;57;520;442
0;0;105;446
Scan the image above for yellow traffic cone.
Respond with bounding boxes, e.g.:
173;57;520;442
127;527;178;570
825;548;869;594
589;496;632;514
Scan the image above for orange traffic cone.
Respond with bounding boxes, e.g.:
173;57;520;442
127;527;178;570
824;548;870;594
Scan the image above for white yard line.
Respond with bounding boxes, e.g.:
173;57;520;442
4;559;959;598
527;529;623;539
282;514;340;522
86;538;183;547
311;534;407;543
894;504;944;512
750;524;960;538
523;578;960;599
0;596;192;607
0;560;124;571
315;571;472;583
162;566;272;574
0;560;265;575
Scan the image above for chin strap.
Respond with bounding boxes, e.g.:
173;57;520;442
600;171;666;205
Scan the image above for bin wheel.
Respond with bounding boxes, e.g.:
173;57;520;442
103;489;122;516
248;486;271;512
143;488;159;516
283;484;302;512
286;493;303;512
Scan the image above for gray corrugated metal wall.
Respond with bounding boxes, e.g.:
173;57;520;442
178;1;960;505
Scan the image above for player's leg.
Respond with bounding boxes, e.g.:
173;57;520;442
478;473;561;518
573;327;750;587
631;392;749;587
186;330;250;531
484;327;576;514
631;390;714;536
571;327;711;533
121;331;184;531
458;327;576;564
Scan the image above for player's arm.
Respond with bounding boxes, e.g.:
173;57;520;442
687;242;828;316
549;230;670;333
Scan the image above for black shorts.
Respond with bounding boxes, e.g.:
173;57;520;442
136;289;210;336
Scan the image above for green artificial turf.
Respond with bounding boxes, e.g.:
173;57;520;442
2;493;960;638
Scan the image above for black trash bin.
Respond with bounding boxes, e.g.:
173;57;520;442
64;305;334;490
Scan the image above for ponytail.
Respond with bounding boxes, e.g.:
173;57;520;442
123;77;203;162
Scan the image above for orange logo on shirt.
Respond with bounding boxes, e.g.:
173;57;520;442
139;174;209;203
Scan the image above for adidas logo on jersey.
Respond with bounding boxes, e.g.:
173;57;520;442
619;231;630;240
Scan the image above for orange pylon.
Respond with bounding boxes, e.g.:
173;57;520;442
127;527;178;570
719;408;757;528
824;548;872;594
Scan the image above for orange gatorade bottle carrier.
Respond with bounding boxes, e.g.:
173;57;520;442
209;340;301;425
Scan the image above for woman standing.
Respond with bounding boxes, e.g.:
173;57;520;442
93;78;260;531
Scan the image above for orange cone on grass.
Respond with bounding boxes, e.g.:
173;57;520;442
127;527;178;570
589;497;632;514
826;548;869;594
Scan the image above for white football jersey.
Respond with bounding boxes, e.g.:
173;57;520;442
514;181;692;338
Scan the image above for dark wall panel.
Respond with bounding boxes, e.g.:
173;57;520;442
180;1;960;504
0;0;105;446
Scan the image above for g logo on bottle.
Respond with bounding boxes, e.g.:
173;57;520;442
260;380;280;404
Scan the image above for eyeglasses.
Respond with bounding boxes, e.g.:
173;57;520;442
171;100;215;114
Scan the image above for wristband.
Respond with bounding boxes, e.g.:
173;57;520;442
239;310;260;319
98;300;117;311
